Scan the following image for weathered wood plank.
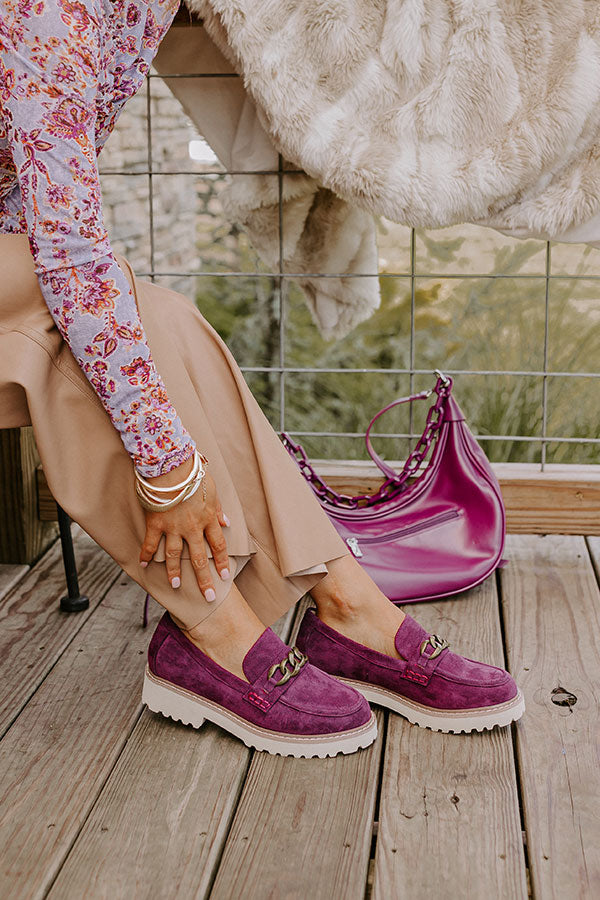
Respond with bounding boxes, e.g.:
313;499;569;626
37;460;600;533
36;465;58;522
587;536;600;583
47;601;297;898
211;716;384;900
0;563;28;601
497;465;600;535
372;578;527;900
48;712;250;900
0;577;162;899
0;427;57;562
211;704;383;897
501;535;600;898
315;460;600;535
0;528;120;737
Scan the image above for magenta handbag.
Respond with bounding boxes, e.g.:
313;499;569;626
281;371;506;604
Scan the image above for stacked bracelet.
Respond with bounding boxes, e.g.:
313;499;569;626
135;450;209;512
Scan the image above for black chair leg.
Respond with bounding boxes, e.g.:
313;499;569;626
57;504;89;612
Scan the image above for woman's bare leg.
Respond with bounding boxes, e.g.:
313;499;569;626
170;582;266;681
174;554;407;679
310;555;406;659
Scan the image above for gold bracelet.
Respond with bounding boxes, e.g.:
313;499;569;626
135;476;201;512
134;450;209;511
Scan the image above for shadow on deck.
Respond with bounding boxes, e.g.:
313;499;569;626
0;528;599;898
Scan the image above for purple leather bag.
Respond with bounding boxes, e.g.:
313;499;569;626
281;372;506;604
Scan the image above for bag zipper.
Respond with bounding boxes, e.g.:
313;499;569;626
345;509;460;558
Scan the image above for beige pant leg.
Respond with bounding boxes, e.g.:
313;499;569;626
0;235;348;628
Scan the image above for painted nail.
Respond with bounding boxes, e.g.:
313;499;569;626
140;561;148;568
205;588;216;603
223;514;231;527
220;567;230;581
171;576;181;589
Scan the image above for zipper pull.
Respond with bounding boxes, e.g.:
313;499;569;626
346;537;363;558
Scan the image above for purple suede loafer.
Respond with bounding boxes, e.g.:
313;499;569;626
296;610;525;733
142;611;377;757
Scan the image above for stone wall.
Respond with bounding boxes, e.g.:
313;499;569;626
99;74;202;295
99;72;246;298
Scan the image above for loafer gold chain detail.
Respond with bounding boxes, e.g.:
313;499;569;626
419;634;449;659
268;646;308;686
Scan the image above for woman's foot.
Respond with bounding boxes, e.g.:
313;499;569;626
169;582;268;681
307;554;524;732
143;611;377;757
296;609;524;733
310;554;407;658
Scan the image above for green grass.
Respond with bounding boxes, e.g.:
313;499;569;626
194;224;600;467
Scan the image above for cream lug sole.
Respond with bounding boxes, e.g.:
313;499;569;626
143;667;378;758
338;677;525;734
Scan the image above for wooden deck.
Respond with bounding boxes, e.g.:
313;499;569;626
0;529;599;899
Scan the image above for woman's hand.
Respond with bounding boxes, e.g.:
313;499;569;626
138;461;231;600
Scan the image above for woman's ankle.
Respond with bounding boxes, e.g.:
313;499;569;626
311;555;394;617
310;556;406;658
173;584;266;681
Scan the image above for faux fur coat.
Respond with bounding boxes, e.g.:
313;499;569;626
160;1;600;338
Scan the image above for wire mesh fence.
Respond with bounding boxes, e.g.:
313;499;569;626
99;56;600;472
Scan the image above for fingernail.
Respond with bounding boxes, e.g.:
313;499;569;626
171;576;181;589
140;561;148;568
205;588;216;602
220;567;230;580
223;514;231;527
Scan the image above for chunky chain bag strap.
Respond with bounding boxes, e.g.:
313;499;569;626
281;371;506;604
282;372;452;508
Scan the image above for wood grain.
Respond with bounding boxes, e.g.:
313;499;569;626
37;459;600;532
1;534;598;898
0;427;57;562
210;712;383;899
501;535;600;898
587;536;600;583
46;599;297;898
314;460;600;535
0;563;28;601
0;528;119;737
48;712;250;900
36;465;58;522
498;466;600;535
372;579;527;900
0;576;162;899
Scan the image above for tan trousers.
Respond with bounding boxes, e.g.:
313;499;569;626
0;234;348;629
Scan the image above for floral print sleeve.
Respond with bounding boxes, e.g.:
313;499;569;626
0;0;195;477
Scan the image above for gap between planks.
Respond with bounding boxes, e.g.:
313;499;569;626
208;593;383;900
0;575;161;899
0;562;28;602
5;537;597;898
371;577;527;900
46;600;297;899
0;527;120;738
501;534;600;898
44;587;525;899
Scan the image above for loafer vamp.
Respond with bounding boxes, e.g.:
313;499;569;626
379;654;519;710
149;612;371;736
297;610;519;712
279;662;370;728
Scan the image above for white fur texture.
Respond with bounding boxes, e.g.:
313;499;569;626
155;22;380;339
188;0;600;238
177;0;600;338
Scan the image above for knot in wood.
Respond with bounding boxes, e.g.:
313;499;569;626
550;686;577;707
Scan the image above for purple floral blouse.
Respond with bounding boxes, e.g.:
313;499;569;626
0;0;196;477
